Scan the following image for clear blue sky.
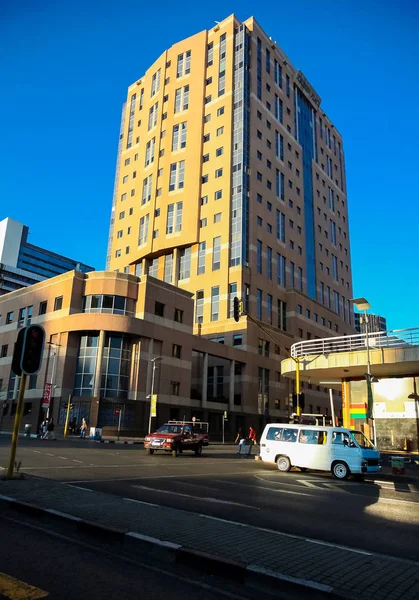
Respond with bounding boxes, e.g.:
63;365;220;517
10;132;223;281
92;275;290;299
1;0;418;330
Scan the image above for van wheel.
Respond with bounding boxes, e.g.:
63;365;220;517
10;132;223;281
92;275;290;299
194;444;203;456
332;461;349;480
276;456;291;472
172;445;180;457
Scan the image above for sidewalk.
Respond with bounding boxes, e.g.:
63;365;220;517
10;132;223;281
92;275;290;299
0;476;418;599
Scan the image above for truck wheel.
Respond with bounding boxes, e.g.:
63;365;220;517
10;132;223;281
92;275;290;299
332;461;349;480
172;445;180;457
276;456;291;472
145;448;154;455
194;444;203;456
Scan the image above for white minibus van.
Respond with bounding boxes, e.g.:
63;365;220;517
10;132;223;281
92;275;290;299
259;424;381;479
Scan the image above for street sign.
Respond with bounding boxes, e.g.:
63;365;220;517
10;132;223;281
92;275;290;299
151;394;157;417
42;382;52;408
115;408;121;416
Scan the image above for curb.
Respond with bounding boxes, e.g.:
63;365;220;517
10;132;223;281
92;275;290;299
0;493;341;598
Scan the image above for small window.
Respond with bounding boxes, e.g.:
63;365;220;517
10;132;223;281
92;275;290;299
233;335;242;346
172;344;182;359
201;195;208;205
174;308;183;323
217;106;225;116
6;311;13;324
39;301;47;315
54;297;63;311
214;190;222;200
154;301;165;317
214;213;221;223
1;344;7;358
216;147;223;157
170;381;180;396
28;374;37;390
216;126;224;136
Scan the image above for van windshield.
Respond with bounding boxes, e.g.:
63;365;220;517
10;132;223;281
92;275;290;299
351;431;375;449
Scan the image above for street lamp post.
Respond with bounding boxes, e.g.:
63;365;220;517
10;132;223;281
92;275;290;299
350;298;377;446
148;357;162;434
46;342;61;420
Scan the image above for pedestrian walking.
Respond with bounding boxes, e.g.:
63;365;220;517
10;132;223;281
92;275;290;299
47;418;56;441
70;417;77;435
80;418;88;439
235;427;243;444
236;430;248;457
247;426;257;456
41;419;49;439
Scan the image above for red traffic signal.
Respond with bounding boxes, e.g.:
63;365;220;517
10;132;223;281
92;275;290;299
20;325;46;375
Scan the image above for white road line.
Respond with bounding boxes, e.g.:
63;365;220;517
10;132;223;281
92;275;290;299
66;470;254;484
72;459;83;463
46;453;55;457
58;456;68;460
212;479;312;497
32;450;41;454
123;497;159;508
67;485;94;492
132;485;259;509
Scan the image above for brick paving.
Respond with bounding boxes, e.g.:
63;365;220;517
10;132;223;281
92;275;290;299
1;476;418;599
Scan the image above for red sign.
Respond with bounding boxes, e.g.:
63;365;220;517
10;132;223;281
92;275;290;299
115;408;121;416
42;382;52;408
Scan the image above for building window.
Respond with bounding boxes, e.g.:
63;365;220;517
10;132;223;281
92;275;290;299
6;311;13;324
171;122;187;151
18;307;26;327
172;344;182;359
174;309;183;323
141;174;153;205
207;42;214;66
174;85;189;112
211;286;220;321
54;297;63;311
154;301;165;317
256;289;262;320
197;242;206;275
216;146;223;157
277;253;286;287
1;344;7;358
195;290;204;324
178;247;191;280
267;294;273;324
148;101;159;131
164;253;173;283
216;126;224;136
217;106;224;116
274;60;282;87
257;240;263;274
169;160;185;191
276;209;285;242
138;214;150;245
233;335;242;346
38;301;47;316
214;190;222;200
215;168;223;178
214;212;221;223
176;50;191;77
275;95;283;123
212;236;221;270
267;247;272;280
170;381;180;396
144;137;156;166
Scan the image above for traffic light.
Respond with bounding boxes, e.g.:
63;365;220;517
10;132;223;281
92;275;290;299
20;325;46;375
233;296;240;322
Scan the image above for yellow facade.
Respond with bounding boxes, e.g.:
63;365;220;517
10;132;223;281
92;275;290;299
107;14;354;419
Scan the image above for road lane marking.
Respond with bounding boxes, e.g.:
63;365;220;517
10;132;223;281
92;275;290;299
0;572;49;599
58;457;68;460
212;479;312;497
123;497;159;507
32;451;41;454
45;454;54;457
65;470;258;483
132;485;259;509
67;485;94;492
71;460;83;463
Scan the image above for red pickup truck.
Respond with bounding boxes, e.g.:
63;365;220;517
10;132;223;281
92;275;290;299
144;421;209;457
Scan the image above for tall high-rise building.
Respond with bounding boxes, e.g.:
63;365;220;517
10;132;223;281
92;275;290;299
0;217;94;295
354;313;387;334
107;14;355;418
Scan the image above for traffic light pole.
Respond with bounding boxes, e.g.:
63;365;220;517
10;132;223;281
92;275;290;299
7;374;27;480
63;394;72;437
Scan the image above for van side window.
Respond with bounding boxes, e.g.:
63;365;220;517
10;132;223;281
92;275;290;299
267;427;283;441
331;431;350;445
299;430;328;445
281;428;297;442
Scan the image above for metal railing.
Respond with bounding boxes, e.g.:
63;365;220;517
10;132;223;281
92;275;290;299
291;327;419;358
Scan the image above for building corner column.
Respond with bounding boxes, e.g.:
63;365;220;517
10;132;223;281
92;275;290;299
92;330;106;427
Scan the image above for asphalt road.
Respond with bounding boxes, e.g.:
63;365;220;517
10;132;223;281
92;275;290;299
0;514;292;600
1;437;418;561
